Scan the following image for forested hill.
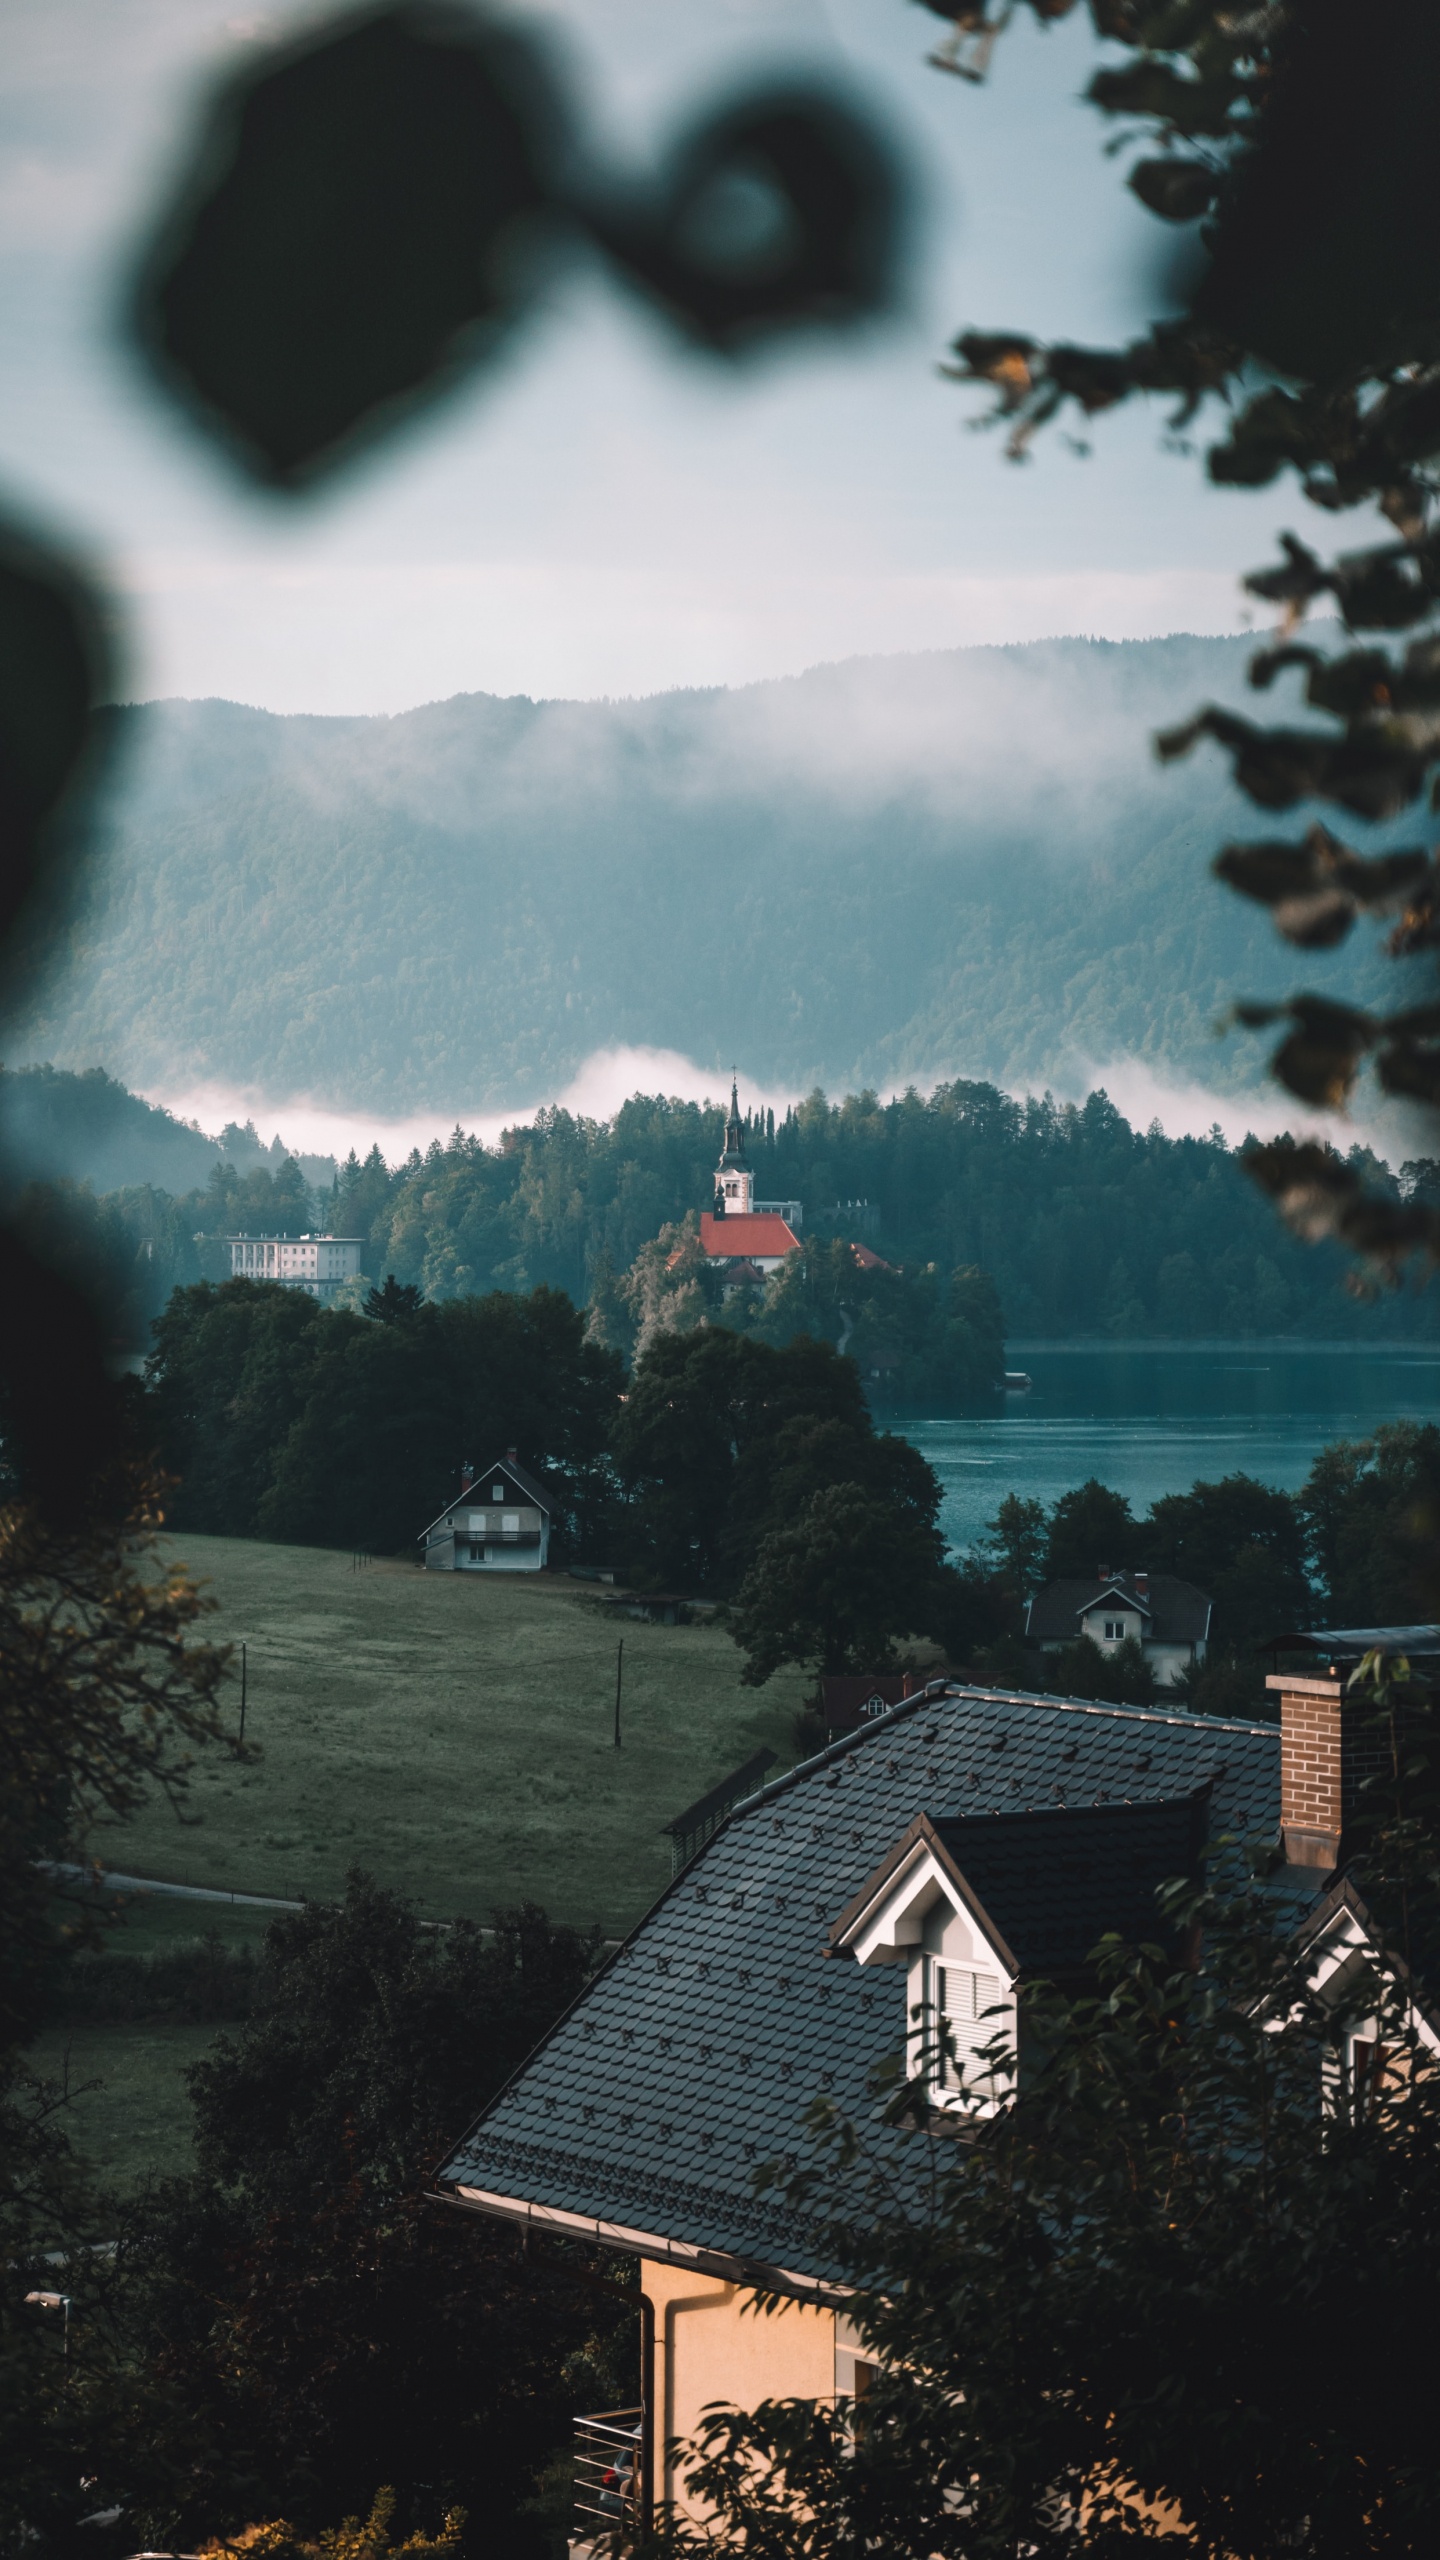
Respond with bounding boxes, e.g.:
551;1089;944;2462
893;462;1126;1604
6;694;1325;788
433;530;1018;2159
21;1067;1436;1348
11;631;1408;1110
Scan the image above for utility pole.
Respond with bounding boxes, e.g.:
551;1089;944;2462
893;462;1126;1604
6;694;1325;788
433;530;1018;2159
613;1638;624;1748
239;1640;247;1743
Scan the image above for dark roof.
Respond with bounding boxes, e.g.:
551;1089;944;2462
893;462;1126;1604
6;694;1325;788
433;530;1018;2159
1027;1574;1211;1647
1266;1624;1440;1664
819;1675;912;1716
932;1795;1210;1975
433;1685;1280;2284
664;1751;778;1843
419;1455;551;1541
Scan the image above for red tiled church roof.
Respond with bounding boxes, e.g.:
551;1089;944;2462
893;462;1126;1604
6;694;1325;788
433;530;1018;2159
699;1211;799;1259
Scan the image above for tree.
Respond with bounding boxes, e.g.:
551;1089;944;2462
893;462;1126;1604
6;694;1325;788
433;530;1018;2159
1042;1480;1138;1582
1298;1424;1440;1625
976;1493;1047;1599
939;0;1440;1291
186;1877;598;2213
147;1279;623;1555
1039;1630;1156;1707
363;1274;424;1325
1145;1471;1313;1651
0;1474;238;2548
728;1482;945;1685
145;1279;324;1536
614;1328;875;1592
0;1471;235;2056
116;1879;623;2554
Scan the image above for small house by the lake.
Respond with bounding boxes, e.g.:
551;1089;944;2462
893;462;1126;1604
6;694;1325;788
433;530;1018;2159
1027;1568;1210;1687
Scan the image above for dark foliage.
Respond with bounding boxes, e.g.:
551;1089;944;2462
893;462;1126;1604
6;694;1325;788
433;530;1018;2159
143;1276;622;1555
112;1877;620;2554
729;1482;947;1685
185;1876;598;2214
1297;1421;1440;1627
57;1932;259;2027
0;1478;235;2059
613;1325;939;1596
966;1450;1420;1714
943;0;1440;1290
135;2;900;487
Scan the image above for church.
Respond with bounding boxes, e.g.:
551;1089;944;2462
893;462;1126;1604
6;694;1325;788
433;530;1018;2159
696;1080;802;1277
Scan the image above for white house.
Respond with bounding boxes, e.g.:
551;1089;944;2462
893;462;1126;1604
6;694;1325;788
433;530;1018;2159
1026;1569;1211;1688
225;1233;364;1299
419;1450;551;1573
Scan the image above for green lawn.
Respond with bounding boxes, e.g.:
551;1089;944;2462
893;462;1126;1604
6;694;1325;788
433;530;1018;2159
27;2019;220;2189
98;1541;806;1934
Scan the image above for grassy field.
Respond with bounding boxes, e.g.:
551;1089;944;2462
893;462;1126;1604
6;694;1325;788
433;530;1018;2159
27;2019;220;2188
98;1540;806;1934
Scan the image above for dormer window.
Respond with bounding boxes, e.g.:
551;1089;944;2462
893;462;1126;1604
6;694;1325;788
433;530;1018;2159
1104;1618;1125;1642
827;1815;1019;2117
492;1483;505;1501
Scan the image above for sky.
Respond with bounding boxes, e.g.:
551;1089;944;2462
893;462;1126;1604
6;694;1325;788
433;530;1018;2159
0;0;1292;716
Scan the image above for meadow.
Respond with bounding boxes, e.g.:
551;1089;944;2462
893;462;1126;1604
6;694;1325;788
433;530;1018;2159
100;1539;807;1934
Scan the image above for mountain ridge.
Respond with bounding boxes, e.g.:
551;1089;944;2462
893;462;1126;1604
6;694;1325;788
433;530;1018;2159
12;629;1401;1115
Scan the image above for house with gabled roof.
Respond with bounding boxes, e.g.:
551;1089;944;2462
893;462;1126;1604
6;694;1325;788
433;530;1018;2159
419;1449;551;1573
1027;1568;1211;1687
428;1658;1435;2539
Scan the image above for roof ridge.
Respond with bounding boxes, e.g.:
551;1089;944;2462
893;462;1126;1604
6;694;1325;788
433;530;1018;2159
728;1685;1275;1826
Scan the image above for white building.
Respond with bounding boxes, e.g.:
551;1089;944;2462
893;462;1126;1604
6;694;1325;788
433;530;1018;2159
224;1234;365;1299
420;1451;552;1573
1026;1569;1211;1688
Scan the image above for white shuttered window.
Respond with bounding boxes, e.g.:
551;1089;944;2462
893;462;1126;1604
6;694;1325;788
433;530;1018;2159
933;1961;1003;2091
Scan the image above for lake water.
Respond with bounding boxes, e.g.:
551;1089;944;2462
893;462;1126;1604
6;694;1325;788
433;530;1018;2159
896;1344;1440;1558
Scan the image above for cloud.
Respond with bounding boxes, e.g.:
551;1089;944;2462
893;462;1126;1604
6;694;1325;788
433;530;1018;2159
146;1046;800;1166
145;1042;1407;1177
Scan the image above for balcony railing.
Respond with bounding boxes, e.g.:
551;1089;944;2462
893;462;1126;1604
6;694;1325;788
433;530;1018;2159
572;2405;644;2549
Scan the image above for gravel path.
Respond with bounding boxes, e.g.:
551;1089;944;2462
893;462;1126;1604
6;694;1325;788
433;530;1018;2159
43;1862;302;1910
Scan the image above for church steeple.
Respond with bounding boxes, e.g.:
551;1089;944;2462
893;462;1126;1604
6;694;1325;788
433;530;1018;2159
713;1072;754;1217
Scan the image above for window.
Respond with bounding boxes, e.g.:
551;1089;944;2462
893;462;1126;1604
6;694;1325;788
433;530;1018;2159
933;1961;1002;2092
1103;1618;1125;1641
1351;2035;1387;2107
492;1483;505;1500
502;1512;520;1532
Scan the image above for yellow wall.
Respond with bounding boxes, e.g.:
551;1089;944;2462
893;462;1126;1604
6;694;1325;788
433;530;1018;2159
641;2261;838;2520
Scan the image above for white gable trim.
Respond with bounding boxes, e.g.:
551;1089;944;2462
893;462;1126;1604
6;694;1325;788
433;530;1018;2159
836;1836;1013;1980
1288;1894;1440;2059
830;1821;1018;2118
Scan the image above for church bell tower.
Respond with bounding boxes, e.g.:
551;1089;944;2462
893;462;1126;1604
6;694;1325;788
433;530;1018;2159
713;1076;754;1218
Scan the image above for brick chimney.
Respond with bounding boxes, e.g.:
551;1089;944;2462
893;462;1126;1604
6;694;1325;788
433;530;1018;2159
506;1446;517;1464
1134;1571;1150;1599
1268;1670;1394;1868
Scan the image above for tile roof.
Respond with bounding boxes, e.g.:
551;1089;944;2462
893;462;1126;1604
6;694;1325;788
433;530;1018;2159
930;1796;1211;1975
698;1211;799;1260
433;1685;1281;2286
1027;1574;1211;1647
